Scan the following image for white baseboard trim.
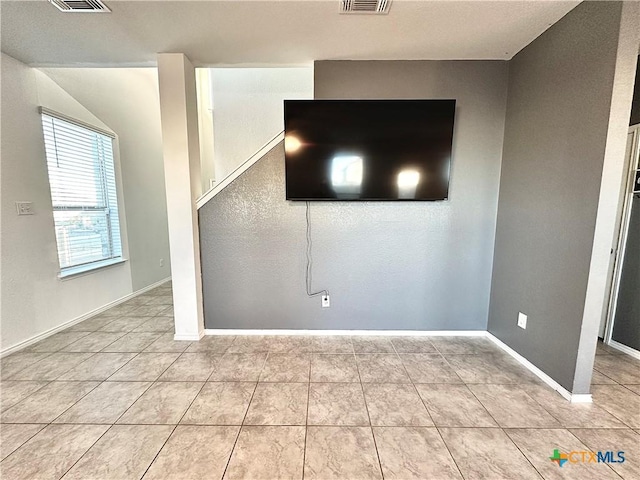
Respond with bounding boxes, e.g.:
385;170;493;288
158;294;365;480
607;340;640;360
1;277;171;358
174;331;205;342
485;332;592;404
203;329;486;337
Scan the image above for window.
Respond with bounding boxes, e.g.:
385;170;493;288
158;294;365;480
41;111;123;276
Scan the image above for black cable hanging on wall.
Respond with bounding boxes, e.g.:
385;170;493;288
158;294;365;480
305;201;329;298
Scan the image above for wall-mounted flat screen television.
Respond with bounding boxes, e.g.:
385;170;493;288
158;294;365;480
284;99;455;201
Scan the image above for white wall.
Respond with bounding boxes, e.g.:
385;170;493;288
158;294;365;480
1;53;133;351
209;67;313;180
41;68;171;292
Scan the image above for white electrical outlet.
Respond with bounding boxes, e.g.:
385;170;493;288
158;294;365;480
322;294;330;308
160;258;164;267
517;312;527;329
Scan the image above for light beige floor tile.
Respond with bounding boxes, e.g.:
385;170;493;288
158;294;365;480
506;428;620;479
351;336;395;353
97;316;149;332
390;336;437;353
591;369;617;384
226;336;272;353
0;381;49;413
1;381;98;423
440;427;542;480
310;354;359;382
445;353;525;384
132;316;175;332
101;332;163;352
117;381;203;424
260;353;310;382
624;384;640;395
267;336;313;353
159;353;220;381
22;332;91;353
356;354;410;383
0;353;51;379
309;336;353;353
64;315;117;332
130;304;172;317
125;294;155;306
181;382;255;425
522;383;626;428
591;385;640;428
144;425;239;480
308;383;369;426
304;426;383;480
374;426;462;479
144;333;192;353
570;428;640;479
400;353;463;383
363;383;432;426
0;424;46;461
107;352;180;381
54;381;151;424
430;336;498;354
100;303;138;316
244;383;308;425
208;353;267;382
61;332;125;352
143;295;173;306
186;335;236;353
0;424;108;480
594;355;640;384
62;424;174;480
415;384;498;427
468;384;560;428
224;426;305;480
57;352;137;381
8;352;93;380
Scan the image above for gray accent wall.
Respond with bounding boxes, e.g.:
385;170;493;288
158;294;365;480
487;2;625;391
199;60;508;330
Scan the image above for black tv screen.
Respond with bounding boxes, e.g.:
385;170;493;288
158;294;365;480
284;99;455;201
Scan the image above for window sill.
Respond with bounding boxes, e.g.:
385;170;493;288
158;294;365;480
58;258;127;280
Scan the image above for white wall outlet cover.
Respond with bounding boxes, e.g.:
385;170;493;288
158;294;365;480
322;295;330;308
517;312;527;329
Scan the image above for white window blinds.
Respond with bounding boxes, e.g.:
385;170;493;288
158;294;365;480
41;112;123;273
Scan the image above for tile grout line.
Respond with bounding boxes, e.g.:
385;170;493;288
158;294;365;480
218;351;268;480
392;339;467;480
463;384;547;479
352;343;385;480
302;347;313;480
139;375;210;479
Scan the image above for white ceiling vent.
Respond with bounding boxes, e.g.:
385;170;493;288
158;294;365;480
48;0;110;13
341;0;392;15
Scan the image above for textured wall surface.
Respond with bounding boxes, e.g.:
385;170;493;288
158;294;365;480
199;60;508;330
487;1;625;391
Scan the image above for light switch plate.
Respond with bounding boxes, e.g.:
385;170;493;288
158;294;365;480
16;201;34;215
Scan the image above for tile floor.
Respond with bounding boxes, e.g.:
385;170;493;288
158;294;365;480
1;282;639;479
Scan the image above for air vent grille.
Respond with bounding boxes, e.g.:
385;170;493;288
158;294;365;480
48;0;110;13
341;0;391;14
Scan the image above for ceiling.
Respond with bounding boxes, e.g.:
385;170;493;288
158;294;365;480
1;0;580;67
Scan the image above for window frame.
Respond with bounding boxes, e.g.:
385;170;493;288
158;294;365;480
39;107;126;279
